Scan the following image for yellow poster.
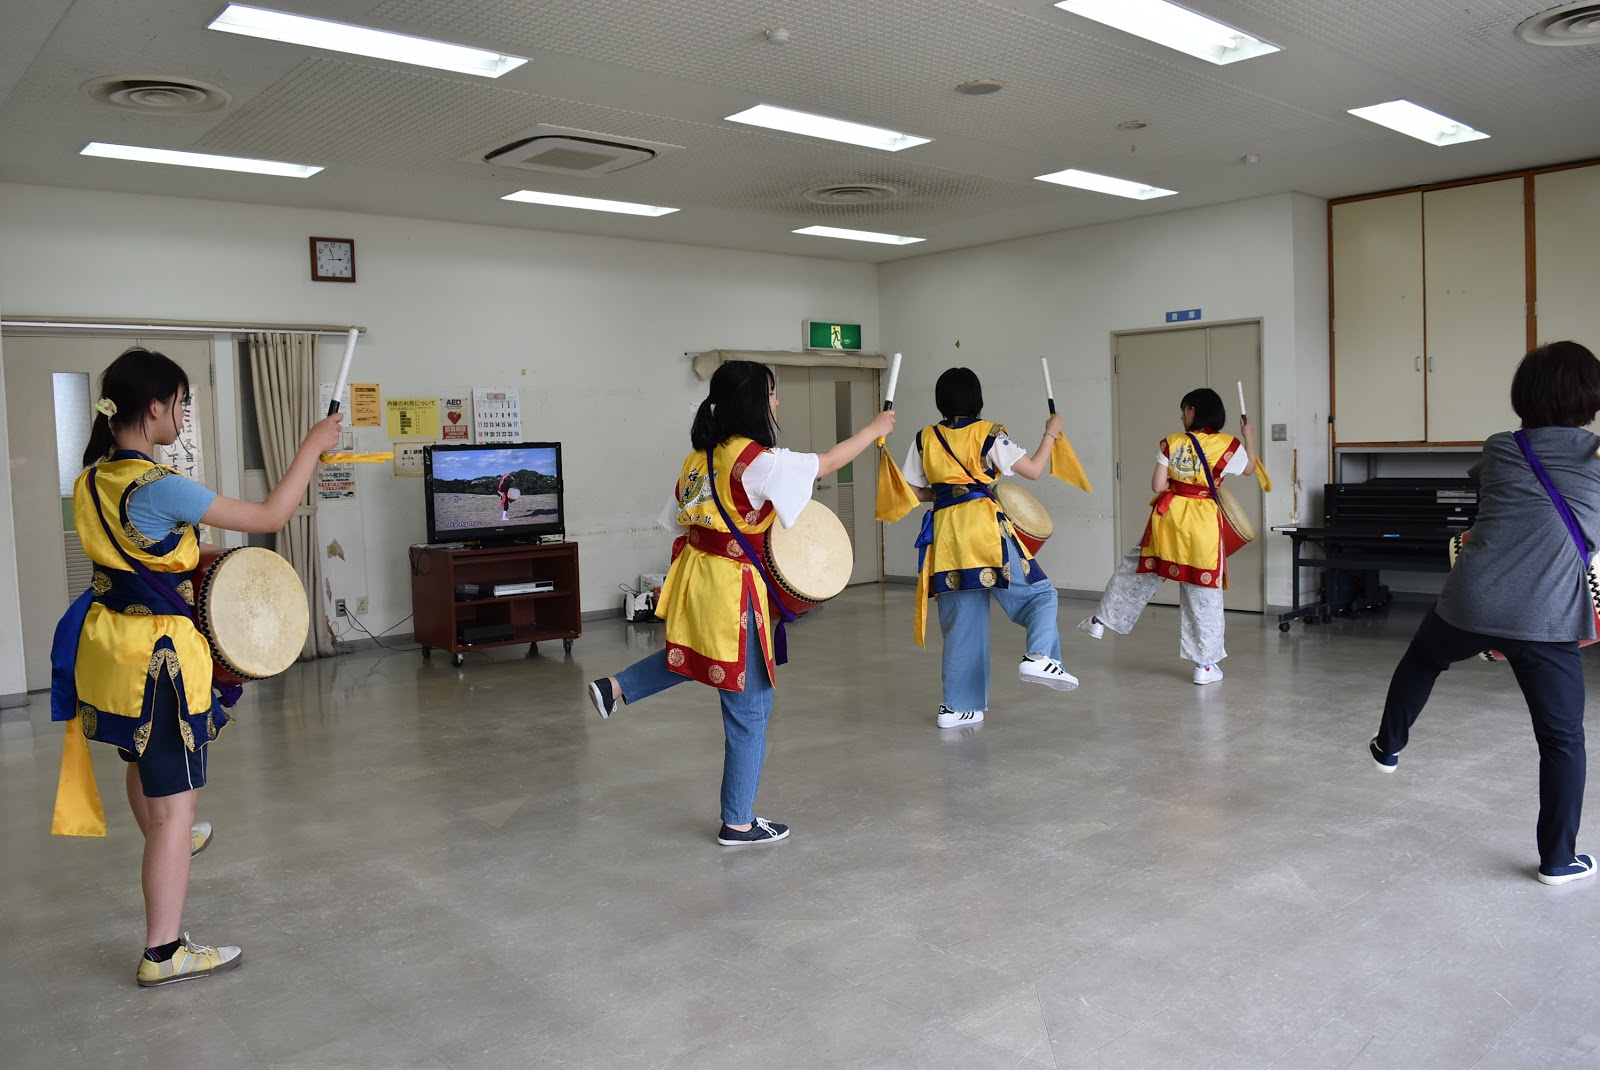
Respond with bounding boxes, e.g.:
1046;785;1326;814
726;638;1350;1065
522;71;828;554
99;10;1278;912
350;383;381;427
385;397;438;439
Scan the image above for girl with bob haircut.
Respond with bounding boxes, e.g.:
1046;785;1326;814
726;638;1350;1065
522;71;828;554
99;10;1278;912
53;347;342;986
1078;386;1256;684
587;360;893;846
1369;340;1600;886
904;366;1077;731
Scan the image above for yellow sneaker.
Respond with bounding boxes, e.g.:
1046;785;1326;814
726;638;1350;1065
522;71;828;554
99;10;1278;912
189;821;213;858
135;934;242;987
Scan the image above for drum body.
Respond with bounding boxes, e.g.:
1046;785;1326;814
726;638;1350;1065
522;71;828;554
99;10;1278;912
762;502;854;617
1216;485;1254;558
993;482;1054;556
195;547;310;685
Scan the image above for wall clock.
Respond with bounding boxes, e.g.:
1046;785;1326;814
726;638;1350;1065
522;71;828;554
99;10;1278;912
310;237;356;282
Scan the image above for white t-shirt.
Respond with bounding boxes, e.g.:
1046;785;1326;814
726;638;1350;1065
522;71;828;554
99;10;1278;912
1157;440;1249;477
657;447;821;532
902;430;1028;488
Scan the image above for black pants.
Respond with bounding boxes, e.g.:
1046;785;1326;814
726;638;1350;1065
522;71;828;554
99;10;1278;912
1377;608;1586;869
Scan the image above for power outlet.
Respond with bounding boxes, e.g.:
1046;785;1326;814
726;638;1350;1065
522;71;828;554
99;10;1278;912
335;598;348;618
356;596;368;615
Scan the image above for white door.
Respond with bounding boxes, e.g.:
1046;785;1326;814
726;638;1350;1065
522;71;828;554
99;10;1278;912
3;334;217;691
1113;323;1264;613
772;365;882;585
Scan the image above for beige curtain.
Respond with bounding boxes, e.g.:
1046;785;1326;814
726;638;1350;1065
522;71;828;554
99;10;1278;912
245;332;333;659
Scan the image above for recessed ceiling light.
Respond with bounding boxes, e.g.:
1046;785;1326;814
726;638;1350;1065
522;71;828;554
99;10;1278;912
792;226;925;245
502;190;678;217
726;105;931;152
1034;168;1177;200
955;79;1005;96
80;141;322;177
1054;0;1279;65
207;4;528;78
1347;100;1490;146
1116;119;1150;131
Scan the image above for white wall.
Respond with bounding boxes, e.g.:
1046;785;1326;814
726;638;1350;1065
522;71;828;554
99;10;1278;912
877;192;1330;609
0;182;878;652
0;315;27;702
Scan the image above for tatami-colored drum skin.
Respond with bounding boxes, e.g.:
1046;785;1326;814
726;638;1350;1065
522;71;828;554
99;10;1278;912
762;502;854;617
993;482;1054;556
195;547;310;686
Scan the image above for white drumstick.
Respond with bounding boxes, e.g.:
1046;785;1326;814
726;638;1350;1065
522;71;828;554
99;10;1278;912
883;352;902;410
1236;380;1247;423
328;327;359;415
1042;357;1057;415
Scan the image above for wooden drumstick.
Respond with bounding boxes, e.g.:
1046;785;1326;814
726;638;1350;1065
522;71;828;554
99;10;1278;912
1041;357;1056;415
883;352;901;411
327;327;359;416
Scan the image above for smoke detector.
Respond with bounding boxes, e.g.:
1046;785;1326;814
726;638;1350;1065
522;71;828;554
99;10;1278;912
1516;2;1600;45
82;75;231;114
802;182;899;206
468;124;683;176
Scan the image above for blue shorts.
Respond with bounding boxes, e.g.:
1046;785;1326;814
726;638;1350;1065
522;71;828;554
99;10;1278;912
117;675;208;797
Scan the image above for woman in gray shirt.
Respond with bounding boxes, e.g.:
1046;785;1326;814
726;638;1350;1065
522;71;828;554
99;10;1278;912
1370;341;1600;886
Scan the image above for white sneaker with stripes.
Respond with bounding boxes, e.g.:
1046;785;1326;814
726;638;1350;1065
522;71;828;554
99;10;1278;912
937;706;985;729
1019;655;1079;691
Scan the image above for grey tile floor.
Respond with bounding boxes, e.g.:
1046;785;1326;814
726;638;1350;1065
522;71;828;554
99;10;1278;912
3;587;1598;1070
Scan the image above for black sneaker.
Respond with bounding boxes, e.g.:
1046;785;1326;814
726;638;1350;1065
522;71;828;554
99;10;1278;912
1538;853;1596;886
717;818;790;846
587;678;618;719
1369;737;1398;774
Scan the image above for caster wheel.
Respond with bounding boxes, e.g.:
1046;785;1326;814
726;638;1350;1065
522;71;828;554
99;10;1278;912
1321;612;1333;624
421;646;431;658
452;653;465;668
1279;622;1291;632
563;639;574;654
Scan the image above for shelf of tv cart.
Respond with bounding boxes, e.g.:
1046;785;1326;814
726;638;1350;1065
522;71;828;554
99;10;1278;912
410;541;581;667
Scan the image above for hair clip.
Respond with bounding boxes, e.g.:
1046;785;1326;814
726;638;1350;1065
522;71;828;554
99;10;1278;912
94;397;118;418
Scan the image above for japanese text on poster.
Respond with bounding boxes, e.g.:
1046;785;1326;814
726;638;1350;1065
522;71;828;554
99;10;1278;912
385;397;439;439
393;441;431;477
317;464;357;500
440;396;470;441
350;383;381;427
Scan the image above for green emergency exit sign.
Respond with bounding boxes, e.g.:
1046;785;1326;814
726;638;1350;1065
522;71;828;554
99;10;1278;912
805;320;862;351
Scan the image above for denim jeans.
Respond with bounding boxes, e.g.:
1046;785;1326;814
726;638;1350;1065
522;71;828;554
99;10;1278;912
936;554;1061;713
615;619;775;825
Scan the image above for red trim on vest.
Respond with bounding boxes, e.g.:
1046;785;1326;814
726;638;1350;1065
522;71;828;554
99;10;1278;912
728;441;771;522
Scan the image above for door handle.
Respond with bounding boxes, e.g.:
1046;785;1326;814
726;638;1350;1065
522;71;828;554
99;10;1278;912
1415;355;1421;372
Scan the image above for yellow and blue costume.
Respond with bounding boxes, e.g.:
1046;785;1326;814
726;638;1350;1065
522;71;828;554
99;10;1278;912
51;451;228;836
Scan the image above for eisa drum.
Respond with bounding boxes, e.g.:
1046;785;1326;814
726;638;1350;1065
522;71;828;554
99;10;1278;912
1217;485;1255;558
507;488;522;500
194;547;310;687
993;482;1053;555
762;502;853;617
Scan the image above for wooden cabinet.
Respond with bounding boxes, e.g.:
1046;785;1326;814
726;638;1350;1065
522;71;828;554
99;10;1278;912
1423;178;1527;443
1535;164;1600;350
1332;193;1424;443
410;541;581;667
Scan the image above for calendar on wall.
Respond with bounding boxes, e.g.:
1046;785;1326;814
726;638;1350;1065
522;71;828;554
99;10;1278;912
473;388;522;444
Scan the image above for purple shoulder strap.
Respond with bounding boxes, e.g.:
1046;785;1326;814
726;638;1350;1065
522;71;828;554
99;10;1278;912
1512;430;1590;561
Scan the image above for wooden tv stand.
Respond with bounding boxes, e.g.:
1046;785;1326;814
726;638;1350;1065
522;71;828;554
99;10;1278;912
410;541;581;667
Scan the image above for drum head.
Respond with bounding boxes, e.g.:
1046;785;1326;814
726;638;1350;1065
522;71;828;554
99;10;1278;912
1217;486;1256;541
507;488;522;500
767;502;854;602
205;547;309;678
994;482;1054;539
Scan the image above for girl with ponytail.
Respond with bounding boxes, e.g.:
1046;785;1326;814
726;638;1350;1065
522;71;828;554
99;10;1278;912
53;346;341;987
587;360;893;846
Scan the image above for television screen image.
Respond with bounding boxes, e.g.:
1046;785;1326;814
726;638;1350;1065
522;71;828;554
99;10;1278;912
424;443;563;543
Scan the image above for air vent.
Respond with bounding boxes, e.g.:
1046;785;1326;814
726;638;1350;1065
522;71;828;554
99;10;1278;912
83;75;230;114
802;183;899;206
1516;2;1600;45
470;124;683;176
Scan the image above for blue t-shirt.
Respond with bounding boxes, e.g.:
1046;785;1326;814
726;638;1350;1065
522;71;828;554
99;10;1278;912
126;474;217;542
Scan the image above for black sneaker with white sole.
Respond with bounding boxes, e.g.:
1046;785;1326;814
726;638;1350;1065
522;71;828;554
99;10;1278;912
587;678;618;719
717;817;790;846
1538;853;1595;886
1369;737;1398;773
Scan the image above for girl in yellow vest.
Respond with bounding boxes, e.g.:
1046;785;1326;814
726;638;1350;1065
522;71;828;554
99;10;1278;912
1078;387;1255;684
53;348;341;986
904;368;1077;730
587;360;893;845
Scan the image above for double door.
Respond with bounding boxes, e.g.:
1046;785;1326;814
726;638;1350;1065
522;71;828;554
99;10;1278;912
771;365;881;586
3;334;217;691
1112;322;1263;612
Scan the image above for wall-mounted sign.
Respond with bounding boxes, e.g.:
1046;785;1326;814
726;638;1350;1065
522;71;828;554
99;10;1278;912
804;320;862;351
1165;308;1203;323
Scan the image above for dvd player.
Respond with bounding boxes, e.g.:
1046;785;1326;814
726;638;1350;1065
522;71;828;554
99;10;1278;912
493;581;555;597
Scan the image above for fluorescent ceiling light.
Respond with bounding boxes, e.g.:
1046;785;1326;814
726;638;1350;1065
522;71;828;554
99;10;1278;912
80;142;322;177
1347;100;1490;146
1034;168;1177;200
207;4;528;78
502;190;678;217
792;226;925;246
726;105;931;152
1054;0;1279;64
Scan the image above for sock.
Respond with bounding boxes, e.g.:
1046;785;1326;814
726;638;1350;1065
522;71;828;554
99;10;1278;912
144;939;183;963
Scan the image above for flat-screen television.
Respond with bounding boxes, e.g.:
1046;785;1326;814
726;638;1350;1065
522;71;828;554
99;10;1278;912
423;442;564;545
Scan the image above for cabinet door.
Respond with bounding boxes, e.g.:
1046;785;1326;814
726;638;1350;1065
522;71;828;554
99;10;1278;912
1535;165;1600;352
1332;193;1424;443
1424;178;1527;442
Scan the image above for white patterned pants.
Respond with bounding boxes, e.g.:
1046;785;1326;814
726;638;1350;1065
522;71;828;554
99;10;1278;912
1093;546;1227;666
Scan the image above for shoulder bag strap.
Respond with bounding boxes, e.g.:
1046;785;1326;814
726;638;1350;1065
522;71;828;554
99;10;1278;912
1513;430;1591;561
